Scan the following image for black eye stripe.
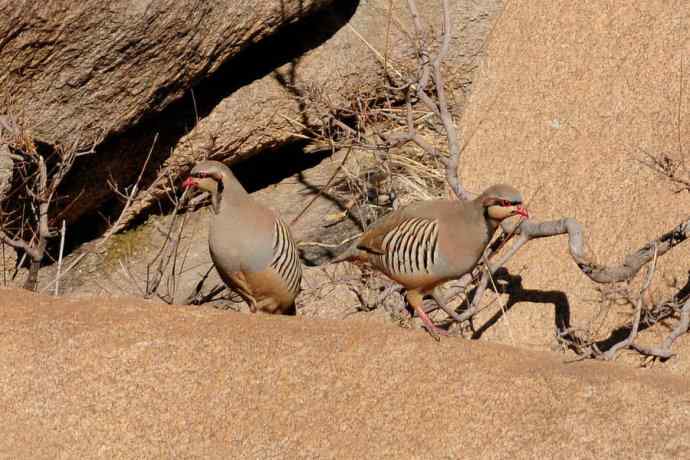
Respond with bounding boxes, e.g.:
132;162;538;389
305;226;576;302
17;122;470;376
496;199;522;206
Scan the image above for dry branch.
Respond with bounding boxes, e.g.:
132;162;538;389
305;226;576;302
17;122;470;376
505;217;689;284
0;119;77;290
631;297;690;360
405;0;469;200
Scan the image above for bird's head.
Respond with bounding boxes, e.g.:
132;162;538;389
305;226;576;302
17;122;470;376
183;160;227;194
479;184;529;222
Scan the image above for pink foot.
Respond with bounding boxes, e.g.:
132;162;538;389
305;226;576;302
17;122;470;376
416;307;449;339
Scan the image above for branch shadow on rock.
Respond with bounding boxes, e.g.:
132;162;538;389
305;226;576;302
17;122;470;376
469;268;572;341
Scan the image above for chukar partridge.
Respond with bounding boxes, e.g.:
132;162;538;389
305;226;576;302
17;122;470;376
335;184;528;336
183;160;302;315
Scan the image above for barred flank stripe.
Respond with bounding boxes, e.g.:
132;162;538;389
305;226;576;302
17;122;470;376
270;219;302;295
377;218;439;275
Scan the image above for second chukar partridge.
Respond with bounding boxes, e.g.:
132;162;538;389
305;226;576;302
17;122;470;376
183;160;302;315
335;184;528;337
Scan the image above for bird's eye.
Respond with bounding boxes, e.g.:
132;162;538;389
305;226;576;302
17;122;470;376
500;200;510;207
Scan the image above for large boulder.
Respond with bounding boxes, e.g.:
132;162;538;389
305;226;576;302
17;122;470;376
1;289;688;457
0;0;336;149
456;1;690;361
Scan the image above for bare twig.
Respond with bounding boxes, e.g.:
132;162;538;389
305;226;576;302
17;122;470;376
40;136;159;293
513;217;689;284
0;124;77;291
1;241;5;287
457;214;689;337
597;244;658;360
105;133;158;237
631;297;690;360
54;220;66;296
406;0;469;200
290;145;353;226
40;252;87;293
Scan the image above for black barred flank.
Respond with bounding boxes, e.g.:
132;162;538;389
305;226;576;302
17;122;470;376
270;219;302;294
377;217;439;275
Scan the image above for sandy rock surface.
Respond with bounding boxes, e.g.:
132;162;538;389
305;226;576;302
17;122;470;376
455;0;690;366
2;288;689;458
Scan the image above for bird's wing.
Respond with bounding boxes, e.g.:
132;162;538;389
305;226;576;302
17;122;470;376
266;217;302;296
356;211;413;255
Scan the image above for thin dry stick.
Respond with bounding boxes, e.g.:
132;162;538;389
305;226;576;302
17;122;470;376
298;233;362;249
41;135;159;293
599;244;657;360
163;211;190;302
393;0;470;200
483;255;516;345
54;219;66;296
677;55;684;158
432;0;468;200
631;297;690;359
105;133;158;237
40;252;85;293
12;252;26;281
1;241;5;287
382;0;395;83
346;24;405;81
145;188;191;302
119;259;146;297
0;140;75;290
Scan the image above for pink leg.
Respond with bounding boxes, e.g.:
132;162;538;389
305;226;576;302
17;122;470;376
406;290;449;339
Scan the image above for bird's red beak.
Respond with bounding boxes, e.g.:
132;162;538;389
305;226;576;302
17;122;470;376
182;177;197;189
516;205;529;219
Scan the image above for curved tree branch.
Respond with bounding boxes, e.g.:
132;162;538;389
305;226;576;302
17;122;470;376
514;216;689;284
461;215;690;333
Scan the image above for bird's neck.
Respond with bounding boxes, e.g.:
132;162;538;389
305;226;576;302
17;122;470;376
209;175;249;215
467;198;500;238
484;213;501;234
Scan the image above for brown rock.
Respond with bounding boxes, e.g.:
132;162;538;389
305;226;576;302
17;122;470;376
1;289;689;458
0;0;335;149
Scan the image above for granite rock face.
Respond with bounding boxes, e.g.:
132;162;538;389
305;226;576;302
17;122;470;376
454;0;690;362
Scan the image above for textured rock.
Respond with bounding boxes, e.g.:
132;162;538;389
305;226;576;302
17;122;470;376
0;0;335;149
1;289;689;458
455;0;690;360
0;0;503;228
